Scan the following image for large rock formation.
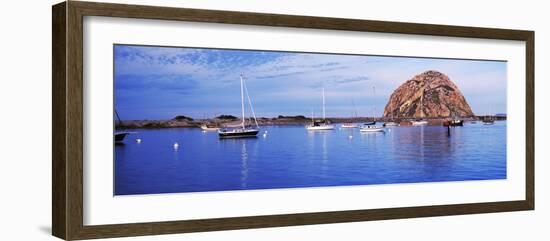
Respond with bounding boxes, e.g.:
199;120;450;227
383;70;474;118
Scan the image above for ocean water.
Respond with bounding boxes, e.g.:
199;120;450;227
114;121;507;195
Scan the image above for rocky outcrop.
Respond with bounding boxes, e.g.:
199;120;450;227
383;70;474;118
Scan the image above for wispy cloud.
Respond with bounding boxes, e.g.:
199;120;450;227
115;74;198;94
114;45;507;119
256;71;307;80
334;75;370;84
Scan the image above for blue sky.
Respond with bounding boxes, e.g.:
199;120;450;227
114;45;507;120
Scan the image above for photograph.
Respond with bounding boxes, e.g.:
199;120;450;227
113;44;507;195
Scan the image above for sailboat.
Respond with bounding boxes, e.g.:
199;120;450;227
341;123;359;128
200;124;220;131
383;102;399;127
360;125;385;133
341;123;358;128
306;88;335;130
482;106;495;125
362;86;377;126
444;119;464;126
218;74;260;138
114;109;133;143
360;86;384;133
411;88;428;126
482;115;495;125
200;116;220;131
341;99;359;128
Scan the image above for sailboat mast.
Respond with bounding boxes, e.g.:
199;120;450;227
351;98;357;118
114;109;122;125
372;86;376;120
322;87;326;120
240;74;245;129
243;77;259;128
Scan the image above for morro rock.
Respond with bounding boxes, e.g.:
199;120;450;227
383;70;474;118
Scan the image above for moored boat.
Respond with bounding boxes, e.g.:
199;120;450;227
115;132;130;143
114;109;134;143
341;99;359;128
443;119;464;126
481;113;496;125
218;74;260;138
360;125;385;133
306;87;335;131
411;120;428;126
218;128;259;138
307;122;335;130
200;124;220;131
411;87;429;126
341;123;359;128
383;121;399;127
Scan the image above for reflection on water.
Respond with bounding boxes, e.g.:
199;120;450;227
115;122;507;195
240;141;248;188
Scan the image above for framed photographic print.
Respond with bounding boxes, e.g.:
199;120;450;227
52;1;534;240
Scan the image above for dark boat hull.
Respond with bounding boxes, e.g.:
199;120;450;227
444;120;464;126
218;129;259;138
114;132;129;142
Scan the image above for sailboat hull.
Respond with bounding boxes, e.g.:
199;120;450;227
411;120;428;126
200;125;220;131
306;125;335;130
114;132;129;142
218;129;259;138
443;120;464;126
360;126;385;132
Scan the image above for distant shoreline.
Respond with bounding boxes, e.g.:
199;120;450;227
115;115;506;129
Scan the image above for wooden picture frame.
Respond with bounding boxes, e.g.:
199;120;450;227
52;1;534;240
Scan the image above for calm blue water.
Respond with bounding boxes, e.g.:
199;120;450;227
114;122;506;195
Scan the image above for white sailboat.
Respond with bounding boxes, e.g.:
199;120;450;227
218;75;259;138
411;88;428;126
360;125;385;133
482;106;495;125
306;88;335;130
341;98;359;128
361;86;377;126
360;86;384;133
482;118;495;125
383;98;399;127
411;120;428;126
200;124;220;131
200;113;220;131
341;123;359;128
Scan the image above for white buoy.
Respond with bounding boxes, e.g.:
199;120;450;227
264;130;268;134
136;138;142;144
348;135;353;139
173;142;179;150
263;133;267;138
